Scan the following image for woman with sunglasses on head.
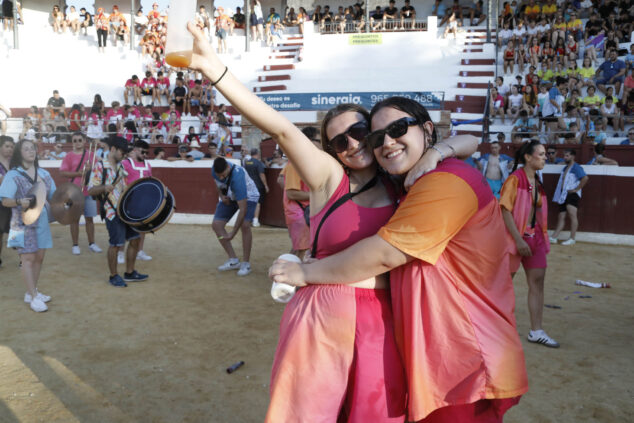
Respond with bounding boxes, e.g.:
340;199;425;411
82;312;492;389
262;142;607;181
271;97;529;422
185;23;477;422
0;139;57;312
499;141;559;349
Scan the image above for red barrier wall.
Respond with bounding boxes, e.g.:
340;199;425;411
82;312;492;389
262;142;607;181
43;163;633;235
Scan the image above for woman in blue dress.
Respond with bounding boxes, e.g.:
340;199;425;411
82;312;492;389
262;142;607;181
0;139;56;312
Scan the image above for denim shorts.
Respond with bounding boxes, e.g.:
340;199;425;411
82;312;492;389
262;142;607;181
214;200;257;222
105;215;140;247
84;196;98;218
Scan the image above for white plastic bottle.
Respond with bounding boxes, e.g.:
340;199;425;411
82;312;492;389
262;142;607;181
164;0;197;68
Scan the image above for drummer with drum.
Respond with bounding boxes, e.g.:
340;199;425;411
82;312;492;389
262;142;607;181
87;137;149;288
0;139;57;312
59;131;103;256
122;140;153;262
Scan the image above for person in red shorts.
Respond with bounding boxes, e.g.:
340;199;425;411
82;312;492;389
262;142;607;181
271;97;528;423
500;140;559;348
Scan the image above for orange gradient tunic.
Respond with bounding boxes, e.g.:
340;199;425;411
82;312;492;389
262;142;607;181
377;159;528;421
281;163;311;251
499;169;550;273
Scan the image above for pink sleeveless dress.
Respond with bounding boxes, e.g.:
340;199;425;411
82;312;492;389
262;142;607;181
266;173;407;423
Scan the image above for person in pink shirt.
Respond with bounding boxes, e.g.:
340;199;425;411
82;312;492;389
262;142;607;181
105;101;124;131
123;104;141;124
155;71;171;106
59;132;102;255
124;75;142;106
121;140;153;261
141;70;159;106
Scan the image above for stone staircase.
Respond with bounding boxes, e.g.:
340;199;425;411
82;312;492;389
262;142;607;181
253;35;303;93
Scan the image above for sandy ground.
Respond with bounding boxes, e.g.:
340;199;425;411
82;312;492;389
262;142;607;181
0;224;632;423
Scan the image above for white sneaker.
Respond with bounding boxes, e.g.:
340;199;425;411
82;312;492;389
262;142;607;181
237;262;252;276
561;239;576;246
72;245;81;255
30;297;48;312
548;237;558;244
218;258;240;271
117;251;125;264
527;330;560;348
24;291;51;303
252;218;260;227
89;243;103;253
136;250;153;261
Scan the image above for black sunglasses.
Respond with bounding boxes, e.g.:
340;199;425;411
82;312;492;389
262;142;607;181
141;150;149;154
367;117;419;150
329;121;369;154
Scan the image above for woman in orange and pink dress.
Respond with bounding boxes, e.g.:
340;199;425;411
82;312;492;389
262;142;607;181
500;140;559;348
271;97;529;422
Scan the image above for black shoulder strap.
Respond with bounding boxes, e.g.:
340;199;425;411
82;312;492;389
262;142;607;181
17;167;38;185
311;175;378;258
72;149;87;179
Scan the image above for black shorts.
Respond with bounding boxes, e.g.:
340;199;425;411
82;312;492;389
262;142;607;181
0;205;11;233
542;115;558;123
558;192;580;212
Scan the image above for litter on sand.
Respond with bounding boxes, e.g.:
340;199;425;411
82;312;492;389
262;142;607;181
575;280;611;289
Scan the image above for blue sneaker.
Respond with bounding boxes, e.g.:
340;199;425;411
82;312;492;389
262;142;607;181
123;270;149;282
109;274;127;287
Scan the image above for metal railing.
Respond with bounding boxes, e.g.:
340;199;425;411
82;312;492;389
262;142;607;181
482;83;492;144
318;18;427;35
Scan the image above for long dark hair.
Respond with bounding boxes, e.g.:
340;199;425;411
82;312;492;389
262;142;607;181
319;104;370;162
10;139;39;170
369;97;437;145
512;140;542;172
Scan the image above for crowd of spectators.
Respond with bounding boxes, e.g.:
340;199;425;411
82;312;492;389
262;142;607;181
6;88;293;167
490;0;634;144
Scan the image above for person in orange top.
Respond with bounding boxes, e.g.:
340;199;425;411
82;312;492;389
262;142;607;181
523;0;540;21
271;97;528;422
279;160;311;259
500;140;559;349
95;8;109;53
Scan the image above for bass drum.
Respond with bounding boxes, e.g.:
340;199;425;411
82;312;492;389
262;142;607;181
117;177;175;233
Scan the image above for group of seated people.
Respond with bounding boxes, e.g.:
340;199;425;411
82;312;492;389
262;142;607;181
123;70;217;113
490;65;634;145
312;1;418;34
489;1;634;143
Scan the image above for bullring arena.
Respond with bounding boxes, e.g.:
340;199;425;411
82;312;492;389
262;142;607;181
1;0;634;422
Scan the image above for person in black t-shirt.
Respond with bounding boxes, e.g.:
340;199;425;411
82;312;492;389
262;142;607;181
171;78;187;108
370;6;384;30
400;0;416;30
79;8;93;35
47;90;66;117
383;0;399;30
233;7;246;29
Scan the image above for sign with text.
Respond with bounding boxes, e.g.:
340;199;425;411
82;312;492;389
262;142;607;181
256;92;444;111
348;33;383;45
